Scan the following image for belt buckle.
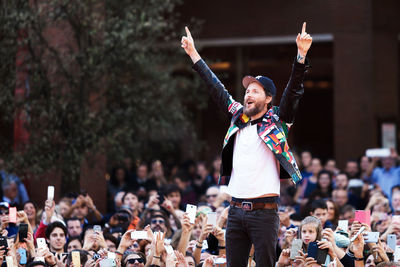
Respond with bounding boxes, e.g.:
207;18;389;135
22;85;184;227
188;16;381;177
241;201;253;211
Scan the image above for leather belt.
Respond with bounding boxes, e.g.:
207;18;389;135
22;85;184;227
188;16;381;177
230;200;278;211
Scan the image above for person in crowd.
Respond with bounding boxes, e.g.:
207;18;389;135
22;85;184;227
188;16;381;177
205;186;219;209
359;155;372;181
133;162;157;194
173;174;197;207
370;153;400;199
391;189;400;214
66;236;83;252
66;217;83;238
324;159;339;177
296;158;323;202
149;160;168;189
122;191;141;230
0;159;30;205
45;221;67;253
300;151;313;179
326;199;339;228
193;162;215;199
332;188;349;209
345;159;360;179
23;201;39;233
64;193;103;225
210;156;222;185
309;170;333;200
309;199;334;229
339;204;355;221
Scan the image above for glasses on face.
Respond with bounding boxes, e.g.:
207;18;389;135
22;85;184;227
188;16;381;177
151;219;165;225
0;210;8;215
206;194;217;199
127;258;145;264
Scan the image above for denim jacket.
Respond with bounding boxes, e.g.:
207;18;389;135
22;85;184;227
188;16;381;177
193;58;309;186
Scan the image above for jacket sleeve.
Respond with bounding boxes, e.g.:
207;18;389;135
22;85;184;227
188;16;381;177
34;221;48;240
277;58;309;123
192;59;242;117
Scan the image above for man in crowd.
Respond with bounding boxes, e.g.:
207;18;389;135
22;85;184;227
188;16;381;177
45;221;67;254
66;217;83;238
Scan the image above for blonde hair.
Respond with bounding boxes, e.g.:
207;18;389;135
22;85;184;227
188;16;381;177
300;216;323;241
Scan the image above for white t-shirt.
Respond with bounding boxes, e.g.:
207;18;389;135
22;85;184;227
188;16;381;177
227;123;280;198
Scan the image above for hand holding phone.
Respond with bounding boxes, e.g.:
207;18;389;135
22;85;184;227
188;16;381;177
350;226;366;242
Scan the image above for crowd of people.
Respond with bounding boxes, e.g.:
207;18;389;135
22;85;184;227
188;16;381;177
0;149;399;266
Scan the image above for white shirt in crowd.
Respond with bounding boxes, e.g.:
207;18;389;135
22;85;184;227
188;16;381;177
227;123;280;198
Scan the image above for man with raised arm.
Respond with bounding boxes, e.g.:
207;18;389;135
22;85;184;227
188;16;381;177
181;23;312;266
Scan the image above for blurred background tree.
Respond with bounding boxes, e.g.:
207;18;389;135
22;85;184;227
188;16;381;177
0;0;205;193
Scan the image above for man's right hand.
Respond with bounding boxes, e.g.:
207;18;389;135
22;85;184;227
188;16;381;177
181;26;201;64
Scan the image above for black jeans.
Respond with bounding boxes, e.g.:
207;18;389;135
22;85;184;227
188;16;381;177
226;206;279;267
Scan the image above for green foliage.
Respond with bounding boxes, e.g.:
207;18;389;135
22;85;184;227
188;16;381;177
0;0;205;187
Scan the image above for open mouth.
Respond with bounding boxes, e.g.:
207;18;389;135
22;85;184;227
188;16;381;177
246;101;254;106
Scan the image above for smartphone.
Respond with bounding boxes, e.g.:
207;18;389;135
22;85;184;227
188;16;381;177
290;239;303;260
72;251;81;267
0;236;8;251
18;223;28;241
47;186;55;200
18;248;27;265
207;212;217;227
366;148;391;158
392;215;400;224
350;226;366;242
9;207;17;224
107;252;116;259
165;245;174;255
5;256;14;267
316;247;328;265
394;246;400;262
214;257;227;265
93;225;101;233
364;232;379;243
338;220;348;231
37;238;46;248
355;210;371;225
388;235;397;251
99;258;116;267
307;241;318;259
157;190;165;205
186;204;197;224
131;231;148;240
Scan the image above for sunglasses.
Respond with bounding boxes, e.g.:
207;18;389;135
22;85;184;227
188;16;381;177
206;194;217;198
151;219;165;224
127;258;145;264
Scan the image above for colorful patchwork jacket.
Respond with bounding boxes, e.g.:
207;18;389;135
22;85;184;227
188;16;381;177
192;58;308;186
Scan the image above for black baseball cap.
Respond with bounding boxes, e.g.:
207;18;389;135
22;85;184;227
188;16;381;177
242;75;277;97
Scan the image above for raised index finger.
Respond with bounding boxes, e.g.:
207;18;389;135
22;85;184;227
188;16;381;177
185;26;192;38
302;22;306;34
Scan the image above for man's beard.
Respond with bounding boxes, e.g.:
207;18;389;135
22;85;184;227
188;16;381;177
243;101;265;117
